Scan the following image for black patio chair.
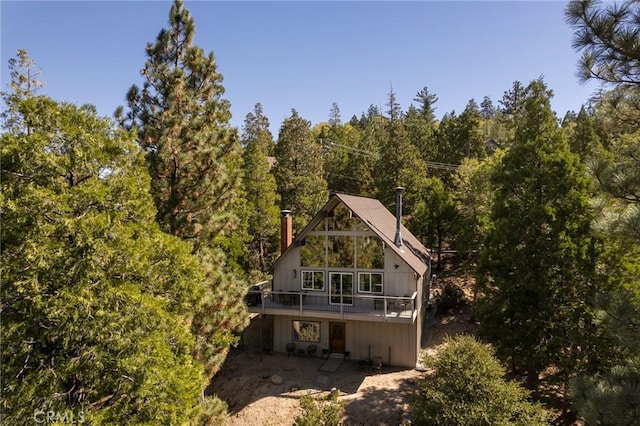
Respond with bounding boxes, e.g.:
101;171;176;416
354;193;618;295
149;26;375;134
306;344;318;358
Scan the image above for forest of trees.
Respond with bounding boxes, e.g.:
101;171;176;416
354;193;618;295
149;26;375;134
1;0;638;424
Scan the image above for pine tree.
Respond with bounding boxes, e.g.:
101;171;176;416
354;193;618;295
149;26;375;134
348;114;384;197
329;101;341;126
565;0;640;86
273;110;328;230
480;96;496;139
413;86;438;124
375;91;428;213
459;99;486;159
408;177;457;267
117;0;247;378
569;106;602;160
480;96;495;120
499;80;528;144
433;100;485;178
1;49;44;132
405;104;438;163
242;103;280;274
314;120;362;194
566;3;640;420
386;86;402;123
452;152;504;254
1;52;224;423
477;79;598;391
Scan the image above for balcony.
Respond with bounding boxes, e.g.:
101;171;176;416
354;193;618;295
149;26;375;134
246;281;418;323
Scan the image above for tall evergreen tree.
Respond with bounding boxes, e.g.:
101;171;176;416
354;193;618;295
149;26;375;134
375;91;428;213
405;104;438;163
1;49;44;131
499;80;528;144
566;3;640;420
386;86;402;123
413;86;438;124
452;152;504;255
434;100;485;175
480;95;495;120
477;79;598;392
480;96;497;140
242;103;280;275
348;114;385;197
459;99;486;159
408;177;457;267
329;101;341;126
569;106;602;160
314;121;362;194
117;0;247;377
1;53;226;423
273;109;328;230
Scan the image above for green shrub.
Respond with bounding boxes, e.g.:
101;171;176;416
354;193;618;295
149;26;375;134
294;392;344;426
412;335;551;426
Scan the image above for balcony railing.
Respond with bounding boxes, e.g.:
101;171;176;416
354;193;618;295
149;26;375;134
246;281;417;322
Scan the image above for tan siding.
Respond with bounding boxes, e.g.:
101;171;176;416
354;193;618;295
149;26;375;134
273;247;300;291
383;248;418;297
273;316;418;368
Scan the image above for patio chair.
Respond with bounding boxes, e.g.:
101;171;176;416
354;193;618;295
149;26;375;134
306;344;318;358
286;342;296;357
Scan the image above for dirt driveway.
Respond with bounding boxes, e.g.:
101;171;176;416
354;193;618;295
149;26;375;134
209;348;422;426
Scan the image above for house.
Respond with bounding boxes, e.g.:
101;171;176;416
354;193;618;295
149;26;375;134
247;188;432;368
484;138;499;155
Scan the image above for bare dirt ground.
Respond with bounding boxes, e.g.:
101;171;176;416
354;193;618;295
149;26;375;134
209;258;477;425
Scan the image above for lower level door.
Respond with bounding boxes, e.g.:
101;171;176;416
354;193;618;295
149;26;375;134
329;322;346;353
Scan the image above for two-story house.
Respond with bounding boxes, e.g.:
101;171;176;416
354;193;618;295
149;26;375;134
247;188;432;368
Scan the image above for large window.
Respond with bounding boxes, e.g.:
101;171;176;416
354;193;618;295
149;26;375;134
356;236;384;269
330;273;353;305
301;203;385;272
301;270;325;291
292;320;320;342
328;236;354;268
301;235;326;267
359;272;383;294
328;203;353;231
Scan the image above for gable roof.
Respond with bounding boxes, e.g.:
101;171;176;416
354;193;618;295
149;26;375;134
274;193;432;277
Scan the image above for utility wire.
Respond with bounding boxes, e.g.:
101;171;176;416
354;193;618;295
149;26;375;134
319;138;462;171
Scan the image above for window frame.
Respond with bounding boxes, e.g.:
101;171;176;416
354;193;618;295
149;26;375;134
329;272;354;306
292;320;321;343
301;270;325;291
358;272;384;294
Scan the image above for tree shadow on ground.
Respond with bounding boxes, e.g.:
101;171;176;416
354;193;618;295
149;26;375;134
342;372;419;425
207;348;369;415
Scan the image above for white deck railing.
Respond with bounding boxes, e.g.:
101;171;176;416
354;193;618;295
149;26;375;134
246;282;417;321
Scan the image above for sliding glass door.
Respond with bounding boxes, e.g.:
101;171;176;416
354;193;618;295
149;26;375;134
330;273;353;305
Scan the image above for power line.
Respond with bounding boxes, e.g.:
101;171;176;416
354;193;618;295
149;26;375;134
319;138;462;171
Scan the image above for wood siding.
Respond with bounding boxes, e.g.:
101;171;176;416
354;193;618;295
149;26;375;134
274;315;419;368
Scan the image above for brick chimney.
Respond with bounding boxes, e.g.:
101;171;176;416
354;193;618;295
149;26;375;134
280;210;293;254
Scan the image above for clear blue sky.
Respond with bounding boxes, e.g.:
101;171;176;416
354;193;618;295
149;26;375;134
2;1;601;134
